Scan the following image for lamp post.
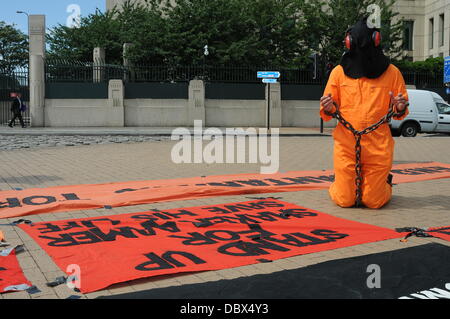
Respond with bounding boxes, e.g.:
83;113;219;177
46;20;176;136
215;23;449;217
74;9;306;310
203;45;209;80
16;11;29;17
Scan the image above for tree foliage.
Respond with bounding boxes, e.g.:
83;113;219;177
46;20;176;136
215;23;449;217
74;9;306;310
393;57;444;75
47;0;405;69
0;21;28;72
305;0;404;67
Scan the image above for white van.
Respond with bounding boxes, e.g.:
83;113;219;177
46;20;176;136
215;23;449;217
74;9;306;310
390;89;450;137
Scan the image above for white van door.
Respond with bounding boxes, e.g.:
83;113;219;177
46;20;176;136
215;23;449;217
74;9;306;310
403;90;437;133
435;102;450;133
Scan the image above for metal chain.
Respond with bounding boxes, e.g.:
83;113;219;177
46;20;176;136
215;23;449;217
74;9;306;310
326;101;406;207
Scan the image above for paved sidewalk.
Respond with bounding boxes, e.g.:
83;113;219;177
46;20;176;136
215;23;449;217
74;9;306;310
0;134;449;299
0;126;333;136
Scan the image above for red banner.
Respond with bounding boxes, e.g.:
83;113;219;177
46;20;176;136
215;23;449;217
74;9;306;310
429;226;450;242
2;162;450;219
19;199;403;293
0;247;33;294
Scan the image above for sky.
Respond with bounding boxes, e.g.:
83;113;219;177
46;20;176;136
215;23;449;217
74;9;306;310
0;0;105;33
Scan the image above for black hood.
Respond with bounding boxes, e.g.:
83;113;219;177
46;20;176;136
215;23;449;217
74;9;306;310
340;18;390;79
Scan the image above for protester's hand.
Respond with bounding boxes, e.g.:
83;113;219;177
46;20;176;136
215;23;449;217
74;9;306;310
320;94;335;113
389;91;408;112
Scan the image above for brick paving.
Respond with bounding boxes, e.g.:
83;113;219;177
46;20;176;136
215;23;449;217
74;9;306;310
1;134;450;299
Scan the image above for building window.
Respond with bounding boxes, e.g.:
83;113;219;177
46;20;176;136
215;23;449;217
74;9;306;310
429;18;434;49
403;21;414;51
439;14;445;47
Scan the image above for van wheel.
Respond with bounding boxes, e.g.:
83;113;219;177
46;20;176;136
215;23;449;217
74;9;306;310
401;122;419;137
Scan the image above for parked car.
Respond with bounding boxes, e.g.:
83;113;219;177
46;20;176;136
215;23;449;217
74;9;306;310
390;89;450;137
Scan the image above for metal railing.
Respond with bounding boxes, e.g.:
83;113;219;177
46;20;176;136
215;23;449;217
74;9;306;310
43;60;445;87
45;59;127;83
0;67;30;126
44;61;323;84
401;71;443;89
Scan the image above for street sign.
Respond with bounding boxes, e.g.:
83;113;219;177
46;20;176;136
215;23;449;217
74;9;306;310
257;71;281;79
444;56;450;84
262;78;278;84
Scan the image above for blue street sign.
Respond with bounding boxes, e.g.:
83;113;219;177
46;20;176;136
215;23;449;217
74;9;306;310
257;71;281;79
444;56;450;84
262;78;278;84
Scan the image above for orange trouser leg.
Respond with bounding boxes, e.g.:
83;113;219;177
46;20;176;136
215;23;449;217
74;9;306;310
329;149;357;208
330;145;392;208
360;164;392;209
330;165;392;209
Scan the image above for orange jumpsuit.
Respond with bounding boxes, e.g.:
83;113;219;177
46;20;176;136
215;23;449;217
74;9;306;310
320;64;409;209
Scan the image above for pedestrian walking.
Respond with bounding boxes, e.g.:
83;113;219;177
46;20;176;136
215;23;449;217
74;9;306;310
8;92;27;128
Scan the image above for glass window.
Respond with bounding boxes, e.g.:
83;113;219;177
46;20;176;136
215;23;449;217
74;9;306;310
439;14;445;47
403;21;414;51
436;102;450;114
429;18;434;49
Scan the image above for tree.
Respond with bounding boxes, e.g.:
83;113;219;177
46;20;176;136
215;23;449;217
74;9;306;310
47;9;122;63
304;0;404;67
48;0;315;67
46;0;405;70
0;21;28;72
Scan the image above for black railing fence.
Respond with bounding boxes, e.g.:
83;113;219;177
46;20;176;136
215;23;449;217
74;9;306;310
44;61;322;84
45;59;127;83
401;71;443;90
43;60;445;88
0;67;30;126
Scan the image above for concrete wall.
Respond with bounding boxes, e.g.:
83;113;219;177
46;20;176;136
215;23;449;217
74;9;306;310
205;99;267;127
124;99;188;127
282;100;336;128
42;79;334;128
44;98;333;128
45;99;124;127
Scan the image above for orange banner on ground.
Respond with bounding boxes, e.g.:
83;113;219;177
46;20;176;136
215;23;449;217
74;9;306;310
429;226;450;242
19;199;403;293
2;162;450;219
0;247;33;294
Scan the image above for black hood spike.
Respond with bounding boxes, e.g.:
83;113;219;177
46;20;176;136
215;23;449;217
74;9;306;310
340;17;390;79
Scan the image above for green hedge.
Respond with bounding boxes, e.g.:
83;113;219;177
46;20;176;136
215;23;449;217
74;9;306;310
393;57;444;75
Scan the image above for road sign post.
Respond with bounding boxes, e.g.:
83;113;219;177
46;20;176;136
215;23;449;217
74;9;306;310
445;57;450;102
258;72;280;130
444;56;450;85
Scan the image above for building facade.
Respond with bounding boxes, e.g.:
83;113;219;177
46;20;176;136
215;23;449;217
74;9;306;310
394;0;450;61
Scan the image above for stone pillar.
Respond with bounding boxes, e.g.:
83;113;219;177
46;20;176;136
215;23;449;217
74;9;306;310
109;80;124;108
108;80;125;126
29;15;46;57
29;55;45;127
188;80;205;125
123;43;133;67
93;47;105;83
28;15;46;127
123;43;133;82
266;82;282;128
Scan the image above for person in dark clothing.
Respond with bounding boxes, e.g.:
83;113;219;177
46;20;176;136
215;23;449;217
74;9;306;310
8;93;26;128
